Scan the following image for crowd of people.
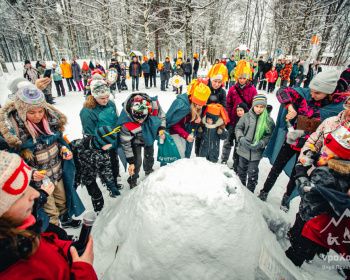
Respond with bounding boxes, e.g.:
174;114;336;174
0;52;350;278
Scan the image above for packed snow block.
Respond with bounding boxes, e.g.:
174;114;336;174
92;158;305;280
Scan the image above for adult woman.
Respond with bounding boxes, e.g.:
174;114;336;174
95;61;105;74
166;80;211;158
259;70;347;211
81;61;91;96
79;74;122;190
0;84;84;228
0;151;97;280
303;63;316;88
221;61;257;165
71;59;83;91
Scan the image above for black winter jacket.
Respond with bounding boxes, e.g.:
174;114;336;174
148;58;158;73
207;84;227;110
129;62;141;77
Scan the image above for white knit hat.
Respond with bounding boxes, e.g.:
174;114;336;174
0;151;32;217
90;74;110;99
310;70;340;95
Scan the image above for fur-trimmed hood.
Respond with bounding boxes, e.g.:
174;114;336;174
201;115;224;129
328;158;350;175
0;101;67;149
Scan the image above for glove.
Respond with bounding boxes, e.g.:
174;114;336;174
239;137;252;149
295;176;310;196
106;181;121;198
250;141;264;150
287;129;305;141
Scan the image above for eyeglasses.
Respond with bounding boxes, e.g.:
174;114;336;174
344;104;350;109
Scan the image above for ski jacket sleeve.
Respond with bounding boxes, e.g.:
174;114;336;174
120;125;135;164
276;87;304;108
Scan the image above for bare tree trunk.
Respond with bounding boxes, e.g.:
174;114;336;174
334;24;350;65
0;48;8;73
185;0;193;59
103;38;108;69
119;2;128;53
103;0;115;53
26;0;42;60
143;1;153;56
155;29;159;62
125;0;133;53
167;0;172;56
85;26;92;61
66;0;78;58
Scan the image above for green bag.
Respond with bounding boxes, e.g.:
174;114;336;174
157;131;181;163
276;77;281;87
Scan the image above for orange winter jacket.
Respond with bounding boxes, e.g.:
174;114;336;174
60;62;72;78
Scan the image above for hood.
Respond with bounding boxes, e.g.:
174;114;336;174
201;115;224;128
328;158;350;175
123;93;153;123
0;101;67;149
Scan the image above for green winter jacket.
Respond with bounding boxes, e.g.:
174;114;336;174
80;100;119;135
52;66;62;81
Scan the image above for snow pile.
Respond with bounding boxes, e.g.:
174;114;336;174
92;158;303;280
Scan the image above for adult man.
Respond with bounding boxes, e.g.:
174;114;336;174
163;56;172;88
148;52;158;88
193;53;199;79
23;60;40;84
109;58;122;93
60;58;76;92
225;55;236;89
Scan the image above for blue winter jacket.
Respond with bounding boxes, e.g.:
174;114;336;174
141;62;150;73
226;60;237;76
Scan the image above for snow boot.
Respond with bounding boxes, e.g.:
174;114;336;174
92;195;104;213
145;169;154;176
127;177;137;189
257;191;268;201
59;212;82;229
280;192;290;212
106;181;121;198
116;175;124;190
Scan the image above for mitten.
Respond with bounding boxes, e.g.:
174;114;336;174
217;128;223;135
287;129;305;141
106;181;121;198
250;141;264;150
239;137;252;149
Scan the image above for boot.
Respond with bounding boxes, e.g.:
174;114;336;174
106;181;121;198
59;212;82;229
91;195;104;213
280;192;290;212
145;169;154;176
257;191;268;201
127;176;137;189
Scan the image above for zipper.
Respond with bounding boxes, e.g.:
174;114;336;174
250;113;259;161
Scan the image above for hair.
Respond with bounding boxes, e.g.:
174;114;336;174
190;102;202;122
253;108;273;145
83;95;97;109
26;114;53;137
0;215;39;259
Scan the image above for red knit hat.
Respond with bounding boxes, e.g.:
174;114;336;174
324;122;350;159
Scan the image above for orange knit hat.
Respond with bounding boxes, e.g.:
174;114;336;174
150;52;154;56
205;104;230;124
143;56;148;62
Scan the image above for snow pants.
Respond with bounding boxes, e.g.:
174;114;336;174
54;80;65;96
65;77;76;91
267;82;276;93
258;80;267;90
221;125;235;162
131;76;139;91
237;156;260;192
149;72;156;87
280;79;288;88
128;144;154;184
260;141;299;196
289;77;297;87
144;73;149;88
76;80;84;91
185;74;191;85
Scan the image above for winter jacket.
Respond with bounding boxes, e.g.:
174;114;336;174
169;113;196;140
0;102;85;218
109;62;121;82
23;66;40;84
226;82;257;126
60;62;72;78
37;66;52;95
263;61;273;75
174;67;184;77
163;61;172;79
184;62;192;75
159;69;167;81
258;60;265;78
220;60;227;66
70;136;114;187
193;58;199;73
298;64;304;80
52;66;62;82
290;63;299;78
141;62;150;73
235;108;275;161
148;58;158;74
118;93;165;164
197;115;228;163
226;60;237;77
280;62;292;81
276;87;347;150
95;64;105;74
340;68;350;84
129;62;141;77
80;100;119;135
71;62;82;82
208;84;227;109
252;65;259;82
0;221;97;280
276;63;283;75
305;65;316;84
81;68;92;81
265;70;278;83
121;68;126;79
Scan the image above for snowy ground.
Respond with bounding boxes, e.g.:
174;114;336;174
0;61;348;279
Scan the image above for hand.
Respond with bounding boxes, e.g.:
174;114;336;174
194;117;201;124
239;137;252;149
217;128;223;135
286;105;297;120
128;164;135;176
70;235;94;266
287;129;305;141
33;171;46;182
40;182;54;196
187;135;195;142
35;78;51;91
63;151;73;160
158;131;165;140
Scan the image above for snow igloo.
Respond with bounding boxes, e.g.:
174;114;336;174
92;158;303;280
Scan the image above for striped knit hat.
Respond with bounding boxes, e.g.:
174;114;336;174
252;94;267;107
93;126;117;149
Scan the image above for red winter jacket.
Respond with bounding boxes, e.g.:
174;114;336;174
226;82;257;126
170;112;197;140
0;233;97;280
265;70;278;83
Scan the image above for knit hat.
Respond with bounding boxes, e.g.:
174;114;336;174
143;56;148;62
252;94;267;107
207;63;229;82
0;151;32;217
24;59;30;65
324;122;350;159
150;52;154;56
310;70;340;95
237;102;249;113
7;77;29;94
131;95;152;121
187;58;190;62
191;83;211;106
82;61;89;71
111;58;116;62
90;74;110;99
165;56;170;59
39;60;45;65
62;58;66;61
89;61;95;70
194;53;198;58
93;126;117;149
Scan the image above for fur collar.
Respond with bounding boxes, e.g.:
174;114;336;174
328;158;350;175
0;101;67;149
201;116;224;128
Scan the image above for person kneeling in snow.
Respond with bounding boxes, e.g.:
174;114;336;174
235;94;275;192
118;93;166;189
197;104;228;163
70;126;121;214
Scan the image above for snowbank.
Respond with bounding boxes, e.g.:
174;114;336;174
92;158;303;280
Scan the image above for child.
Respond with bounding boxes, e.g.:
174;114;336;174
120;63;128;91
235;94;275;192
159;63;166;91
174;64;184;94
286;122;350;267
229;67;236;89
197;104;228;163
70;126;121;214
265;66;278;93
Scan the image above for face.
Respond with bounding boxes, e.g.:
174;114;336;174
42;63;46;67
96;62;100;66
254;105;265;115
25;63;31;67
271;67;275;71
278;60;281;63
26;108;45;123
206;117;213;125
133;57;137;62
211;79;222;89
102;144;112;150
237;108;245;117
310;89;328;101
259;57;263;61
238;77;247;85
96;96;110;105
166;58;169;62
150;55;154;59
286;60;290;64
321;145;338;157
2;187;39;224
195;104;203;110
